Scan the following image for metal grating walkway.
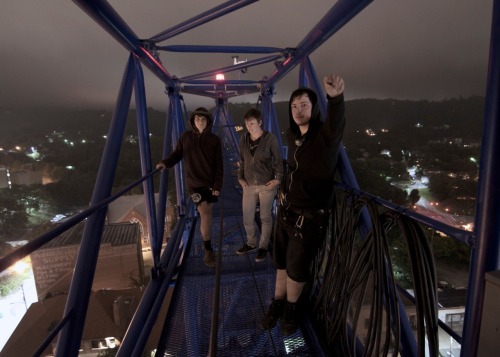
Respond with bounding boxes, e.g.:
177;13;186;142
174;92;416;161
156;153;318;356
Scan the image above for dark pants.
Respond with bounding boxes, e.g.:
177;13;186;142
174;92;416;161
273;206;329;282
190;186;218;206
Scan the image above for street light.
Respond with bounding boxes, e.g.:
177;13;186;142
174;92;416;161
470;157;479;167
11;260;30;311
20;282;27;310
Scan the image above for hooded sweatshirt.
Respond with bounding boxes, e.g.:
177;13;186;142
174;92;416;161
160;111;223;192
238;131;283;186
283;90;345;209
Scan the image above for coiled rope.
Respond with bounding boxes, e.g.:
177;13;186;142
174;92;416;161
308;188;438;356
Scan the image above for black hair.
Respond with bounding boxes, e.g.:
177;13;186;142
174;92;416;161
289;88;318;109
243;108;262;122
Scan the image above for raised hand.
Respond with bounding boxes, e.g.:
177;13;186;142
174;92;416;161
323;75;345;98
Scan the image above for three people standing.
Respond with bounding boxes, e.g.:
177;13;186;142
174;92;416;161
157;74;346;338
237;108;283;262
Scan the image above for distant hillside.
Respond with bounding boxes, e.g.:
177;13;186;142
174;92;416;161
1;97;484;148
228;96;485;143
344;97;484;140
0;108;168;147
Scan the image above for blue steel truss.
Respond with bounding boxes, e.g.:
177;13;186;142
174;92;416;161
0;1;499;356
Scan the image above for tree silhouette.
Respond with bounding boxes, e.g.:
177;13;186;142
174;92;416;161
409;189;421;207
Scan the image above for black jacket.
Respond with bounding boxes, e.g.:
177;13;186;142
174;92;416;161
238;131;283;186
283;93;345;209
161;116;223;192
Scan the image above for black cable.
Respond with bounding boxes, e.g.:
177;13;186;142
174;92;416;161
308;188;439;356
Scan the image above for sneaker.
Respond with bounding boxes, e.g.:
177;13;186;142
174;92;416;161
281;301;299;336
255;249;268;262
260;299;284;330
236;244;257;255
203;249;216;267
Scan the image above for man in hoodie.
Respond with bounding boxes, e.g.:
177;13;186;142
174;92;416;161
156;107;223;268
260;75;346;335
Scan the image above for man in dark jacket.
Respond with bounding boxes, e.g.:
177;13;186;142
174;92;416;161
237;108;283;262
260;75;346;335
156;107;223;267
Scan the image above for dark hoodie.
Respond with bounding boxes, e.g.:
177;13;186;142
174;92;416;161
160;108;223;192
283;89;345;209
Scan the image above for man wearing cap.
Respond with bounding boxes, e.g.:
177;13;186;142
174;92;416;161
156;107;223;267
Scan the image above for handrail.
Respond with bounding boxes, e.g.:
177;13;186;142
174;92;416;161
334;181;473;245
32;314;72;357
2;169;162;356
0;169;159;273
118;213;195;356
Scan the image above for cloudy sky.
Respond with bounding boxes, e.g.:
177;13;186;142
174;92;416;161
0;0;494;111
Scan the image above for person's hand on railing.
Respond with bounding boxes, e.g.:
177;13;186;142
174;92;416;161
156;162;167;170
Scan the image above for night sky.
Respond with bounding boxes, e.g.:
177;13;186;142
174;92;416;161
0;0;494;111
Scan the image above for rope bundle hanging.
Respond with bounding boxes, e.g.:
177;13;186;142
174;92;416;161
308;188;439;356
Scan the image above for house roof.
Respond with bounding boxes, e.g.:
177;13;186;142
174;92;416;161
107;194;159;223
1;288;143;356
42;222;140;248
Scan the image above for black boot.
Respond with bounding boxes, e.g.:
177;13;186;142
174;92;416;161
203;248;216;267
260;298;284;330
281;301;299;336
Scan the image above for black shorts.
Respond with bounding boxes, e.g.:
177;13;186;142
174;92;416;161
190;186;218;206
273;206;329;282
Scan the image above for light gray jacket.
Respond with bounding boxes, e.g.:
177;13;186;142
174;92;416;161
238;131;283;186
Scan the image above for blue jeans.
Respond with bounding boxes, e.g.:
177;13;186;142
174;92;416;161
242;185;277;249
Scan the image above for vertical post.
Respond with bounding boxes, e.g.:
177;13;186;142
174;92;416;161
259;89;271;132
172;93;187;217
462;1;500;356
20;283;27;311
155;87;175;255
269;98;285;157
259;84;285;157
219;99;240;154
133;56;160;268
301;57;326;118
56;54;135;357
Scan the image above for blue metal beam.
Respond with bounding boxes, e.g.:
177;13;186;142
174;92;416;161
72;0;138;49
259;83;285;158
55;53;136;357
159;44;285;54
117;216;194;357
172;95;188;216
266;0;374;87
72;0;175;86
181;54;283;81
461;1;500;356
182;80;259;85
181;86;260;99
150;0;259;42
155;90;177;258
133;56;161;268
